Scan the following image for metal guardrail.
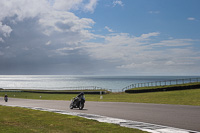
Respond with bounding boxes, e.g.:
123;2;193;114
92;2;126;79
0;86;105;91
0;86;107;92
0;90;23;92
122;77;200;92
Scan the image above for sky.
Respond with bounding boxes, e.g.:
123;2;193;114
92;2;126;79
0;0;200;75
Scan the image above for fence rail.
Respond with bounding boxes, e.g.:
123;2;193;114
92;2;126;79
122;77;200;92
0;86;106;91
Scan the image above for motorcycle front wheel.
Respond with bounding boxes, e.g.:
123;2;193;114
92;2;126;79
79;102;84;110
5;98;8;102
70;103;73;109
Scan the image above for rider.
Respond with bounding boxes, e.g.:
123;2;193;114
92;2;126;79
4;94;8;102
74;92;84;104
77;92;84;99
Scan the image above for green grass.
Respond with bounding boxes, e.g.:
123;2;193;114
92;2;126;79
1;82;200;106
87;89;200;106
1;88;200;106
0;105;146;133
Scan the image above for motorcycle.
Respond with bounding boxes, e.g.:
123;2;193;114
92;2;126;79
4;94;8;102
70;93;85;110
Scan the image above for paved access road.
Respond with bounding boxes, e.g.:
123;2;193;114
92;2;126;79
1;98;200;131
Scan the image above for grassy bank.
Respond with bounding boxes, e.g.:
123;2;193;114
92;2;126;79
126;82;200;91
1;82;200;106
1;88;200;106
0;106;146;133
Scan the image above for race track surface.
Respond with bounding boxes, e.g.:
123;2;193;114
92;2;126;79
1;98;200;131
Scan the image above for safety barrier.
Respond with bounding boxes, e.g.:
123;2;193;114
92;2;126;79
122;77;200;92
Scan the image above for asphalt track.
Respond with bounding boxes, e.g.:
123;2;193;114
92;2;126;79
1;98;200;132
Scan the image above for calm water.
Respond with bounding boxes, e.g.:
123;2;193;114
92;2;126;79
0;75;199;92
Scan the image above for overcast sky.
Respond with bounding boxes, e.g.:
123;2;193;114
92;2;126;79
0;0;200;75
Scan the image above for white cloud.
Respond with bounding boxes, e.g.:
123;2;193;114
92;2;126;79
148;11;160;14
105;26;114;32
150;39;194;47
53;0;83;11
165;61;175;65
82;31;199;75
117;62;155;69
53;0;98;12
0;22;12;37
55;46;82;56
46;41;51;45
115;46;198;74
0;0;49;21
113;0;124;7
84;0;98;13
140;32;160;39
187;17;195;21
38;10;95;36
0;38;4;42
0;0;95;45
0;0;49;39
84;32;160;61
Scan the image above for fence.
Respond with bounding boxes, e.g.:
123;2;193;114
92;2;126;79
0;86;106;91
122;77;200;92
56;86;105;90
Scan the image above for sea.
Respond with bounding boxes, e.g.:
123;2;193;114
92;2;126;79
0;75;199;92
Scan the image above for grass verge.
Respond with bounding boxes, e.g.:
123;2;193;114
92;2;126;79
1;83;200;106
1;88;200;106
0;105;146;133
